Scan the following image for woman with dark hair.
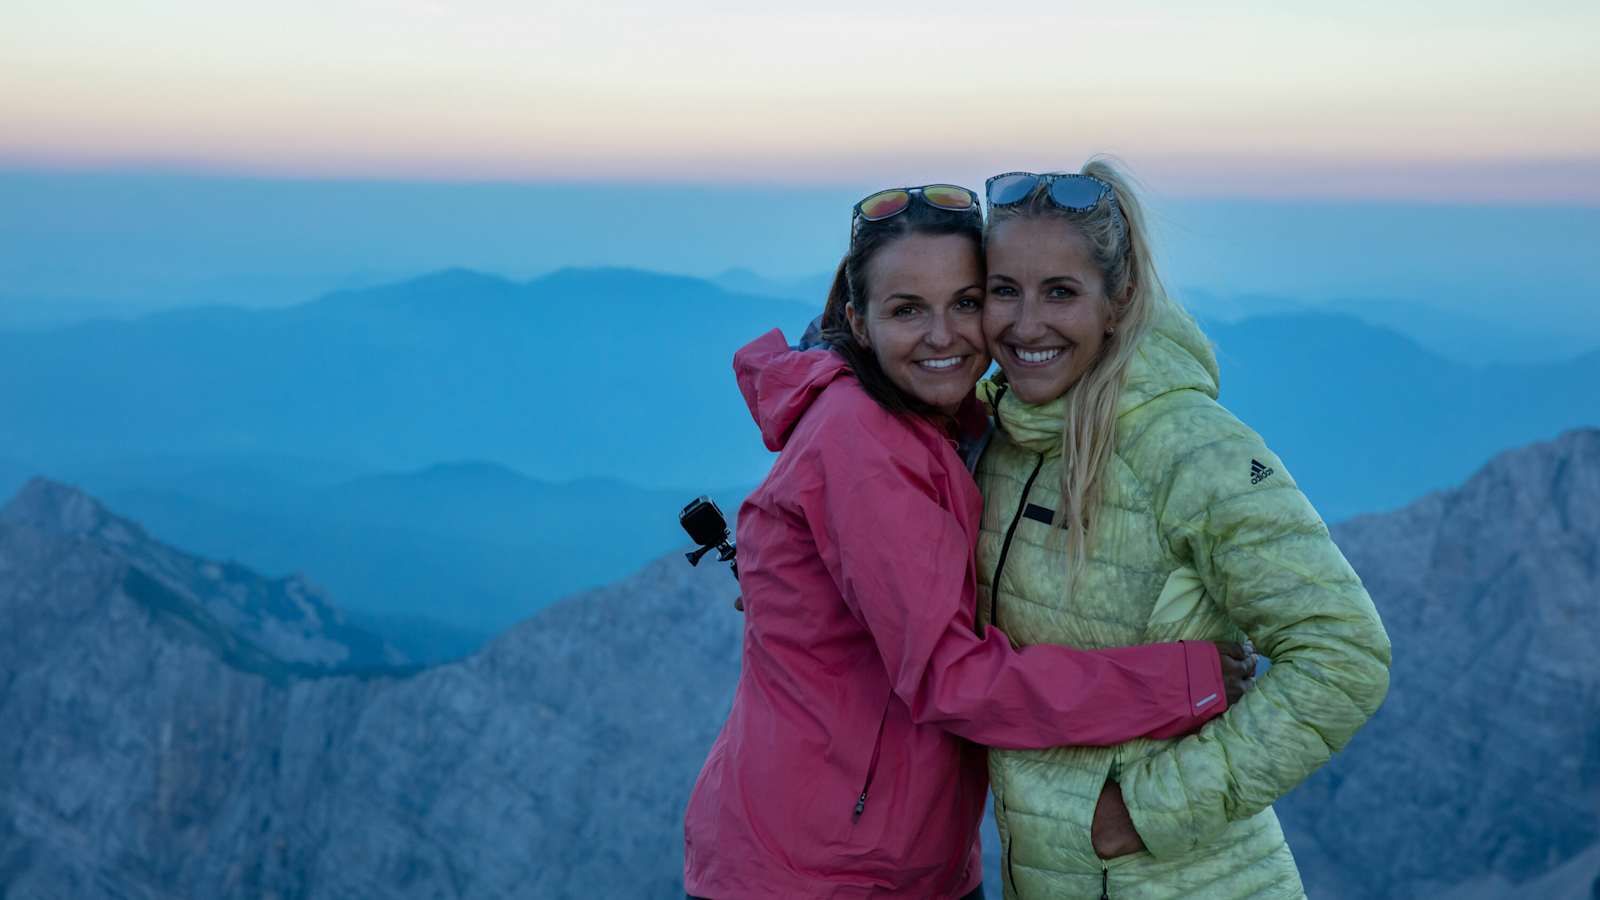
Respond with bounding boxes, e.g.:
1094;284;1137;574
974;161;1390;898
682;184;1253;900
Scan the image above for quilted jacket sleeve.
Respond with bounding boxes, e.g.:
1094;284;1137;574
1115;400;1393;861
795;390;1230;750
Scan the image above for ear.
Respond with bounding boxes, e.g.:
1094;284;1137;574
845;303;871;349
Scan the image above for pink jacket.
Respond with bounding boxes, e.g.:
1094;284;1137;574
683;331;1227;899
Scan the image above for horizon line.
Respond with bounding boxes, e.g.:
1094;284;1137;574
4;157;1600;210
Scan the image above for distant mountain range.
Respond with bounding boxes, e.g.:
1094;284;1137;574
0;454;746;657
0;266;817;490
710;269;1599;365
1;431;1595;898
4;268;1594;521
1203;312;1599;519
3;266;1596;649
0;478;410;677
711;267;834;307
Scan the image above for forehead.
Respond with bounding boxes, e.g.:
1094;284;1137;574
865;233;981;295
985;217;1095;273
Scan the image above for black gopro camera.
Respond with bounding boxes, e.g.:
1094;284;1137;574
680;495;738;579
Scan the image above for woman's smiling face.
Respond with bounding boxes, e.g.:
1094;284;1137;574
983;217;1115;405
846;232;989;416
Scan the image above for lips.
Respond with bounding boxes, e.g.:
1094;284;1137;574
1007;344;1066;365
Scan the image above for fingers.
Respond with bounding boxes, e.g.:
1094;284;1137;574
1211;640;1259;707
1218;647;1249;706
1226;666;1246;704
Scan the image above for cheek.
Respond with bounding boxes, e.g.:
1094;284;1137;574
867;319;914;363
953;313;987;349
981;303;1010;340
1060;303;1109;341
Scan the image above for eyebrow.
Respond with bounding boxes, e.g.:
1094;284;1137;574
1041;275;1084;288
883;292;926;303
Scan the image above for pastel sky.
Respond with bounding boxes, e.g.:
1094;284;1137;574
3;0;1598;202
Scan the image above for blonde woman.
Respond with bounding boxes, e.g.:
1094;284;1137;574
973;162;1392;898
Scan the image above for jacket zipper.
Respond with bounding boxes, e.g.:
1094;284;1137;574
1101;866;1110;899
851;702;891;821
988;453;1046;631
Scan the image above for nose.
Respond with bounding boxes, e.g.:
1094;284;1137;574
1010;296;1047;343
924;310;954;350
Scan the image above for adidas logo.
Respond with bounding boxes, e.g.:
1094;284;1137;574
1250;459;1276;485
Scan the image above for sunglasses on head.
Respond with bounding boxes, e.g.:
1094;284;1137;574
985;171;1126;241
852;184;980;230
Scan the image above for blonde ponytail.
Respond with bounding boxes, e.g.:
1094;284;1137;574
987;157;1169;583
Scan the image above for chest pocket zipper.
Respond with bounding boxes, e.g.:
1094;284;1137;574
851;700;892;821
988;453;1046;632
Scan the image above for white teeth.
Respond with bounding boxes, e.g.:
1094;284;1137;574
918;357;963;370
1015;347;1063;364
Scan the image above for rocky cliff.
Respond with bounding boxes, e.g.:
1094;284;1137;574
1;431;1596;898
0;477;740;898
1277;427;1600;898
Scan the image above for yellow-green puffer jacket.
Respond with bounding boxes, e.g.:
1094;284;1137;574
974;298;1391;899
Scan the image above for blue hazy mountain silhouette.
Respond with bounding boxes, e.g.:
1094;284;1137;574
0;267;816;490
8;454;748;654
4;266;1596;521
1203;312;1599;518
712;267;835;307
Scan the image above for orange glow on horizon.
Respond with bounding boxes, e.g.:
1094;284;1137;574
2;1;1596;204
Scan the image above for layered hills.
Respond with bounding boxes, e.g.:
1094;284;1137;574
3;267;1596;521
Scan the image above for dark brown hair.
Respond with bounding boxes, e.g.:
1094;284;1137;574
819;197;983;417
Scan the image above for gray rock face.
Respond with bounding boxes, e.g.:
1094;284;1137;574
1276;427;1600;899
0;479;741;898
1;477;410;673
1;433;1596;899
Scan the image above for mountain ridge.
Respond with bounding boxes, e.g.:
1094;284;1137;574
1;430;1596;897
0;477;413;677
1;265;1595;529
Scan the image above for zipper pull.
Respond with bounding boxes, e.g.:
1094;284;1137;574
1100;866;1110;900
852;790;868;821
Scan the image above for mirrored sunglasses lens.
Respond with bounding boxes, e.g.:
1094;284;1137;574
1048;176;1106;210
922;185;976;211
987;174;1038;206
859;190;911;221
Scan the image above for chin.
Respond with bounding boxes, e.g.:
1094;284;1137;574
911;389;965;412
1004;372;1069;405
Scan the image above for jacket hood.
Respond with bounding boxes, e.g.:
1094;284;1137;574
733;329;853;452
981;296;1220;455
